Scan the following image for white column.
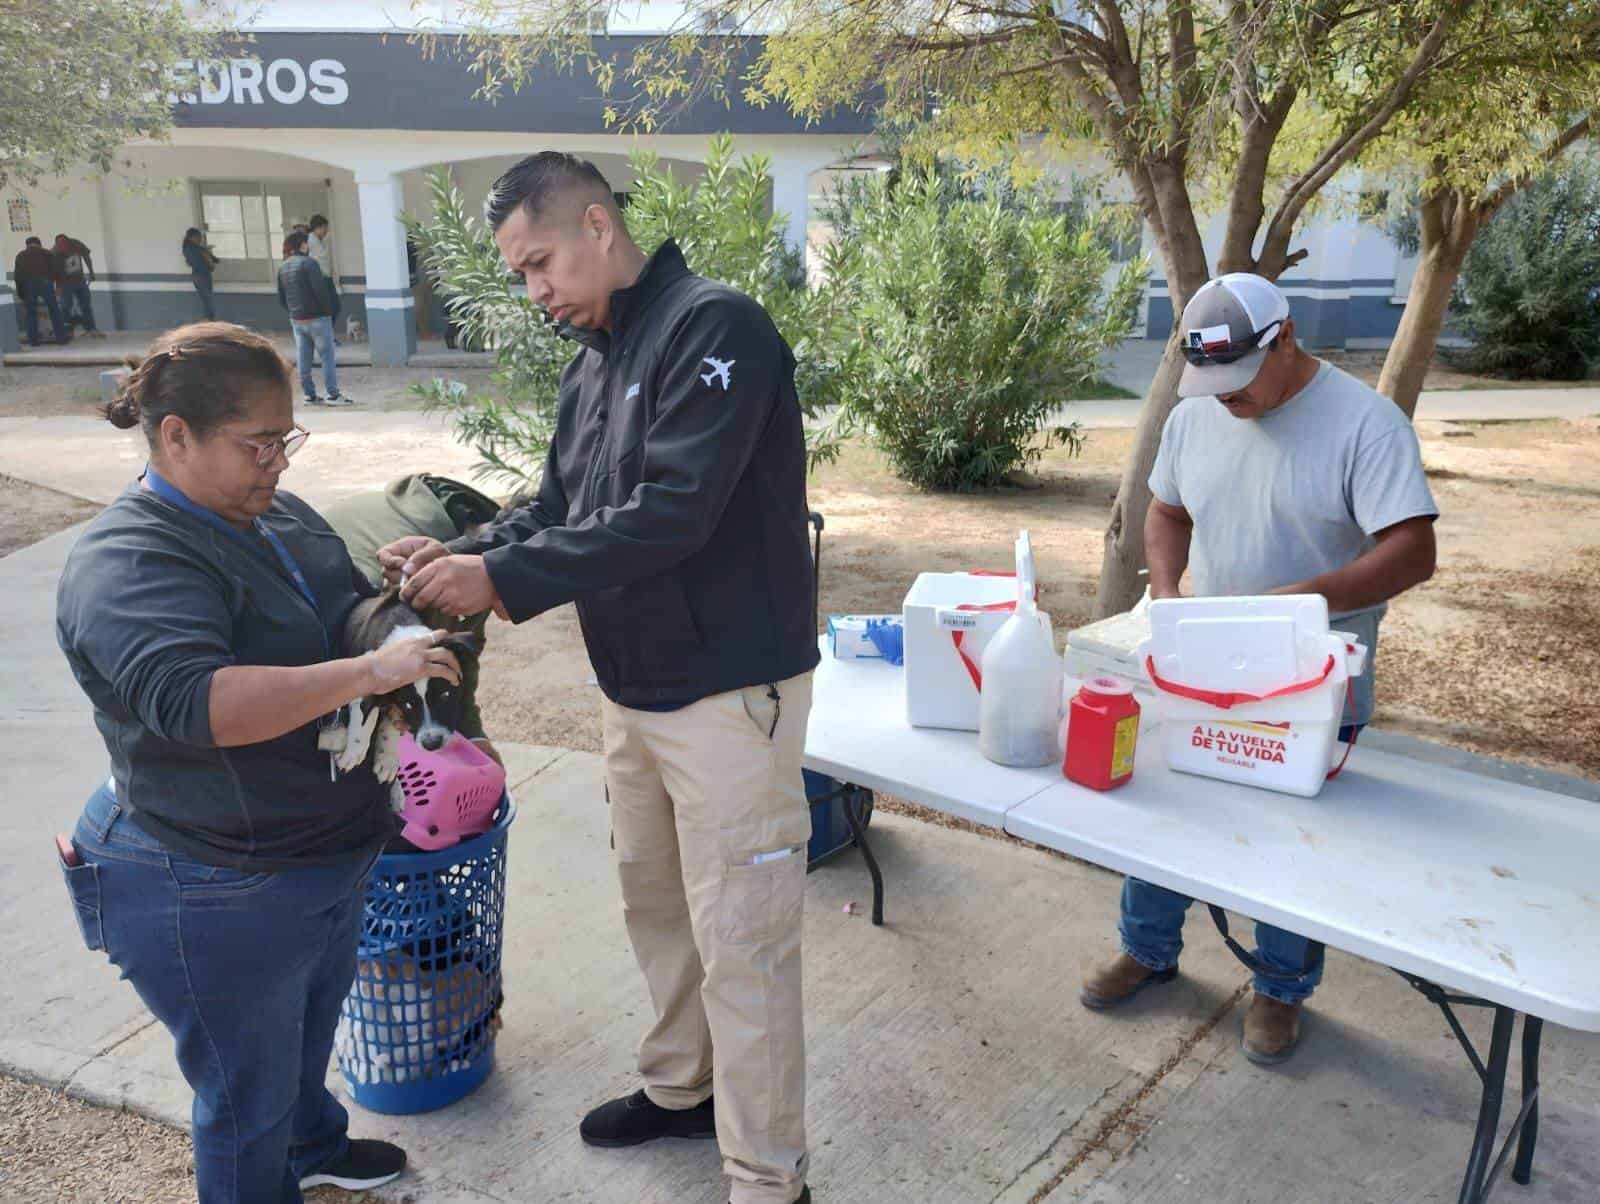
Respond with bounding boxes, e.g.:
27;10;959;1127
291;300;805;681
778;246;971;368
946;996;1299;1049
355;171;416;365
768;156;814;268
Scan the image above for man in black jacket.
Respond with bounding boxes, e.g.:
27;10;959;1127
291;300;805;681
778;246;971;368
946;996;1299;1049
387;153;818;1204
13;236;69;346
277;231;352;406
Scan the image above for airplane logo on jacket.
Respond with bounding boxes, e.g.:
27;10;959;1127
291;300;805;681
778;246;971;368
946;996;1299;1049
701;357;735;390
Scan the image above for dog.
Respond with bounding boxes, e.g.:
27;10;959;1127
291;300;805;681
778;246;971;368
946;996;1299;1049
334;956;503;1085
330;590;484;796
344;316;366;344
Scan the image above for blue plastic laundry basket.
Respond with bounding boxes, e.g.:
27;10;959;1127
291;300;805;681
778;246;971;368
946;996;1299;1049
334;796;514;1115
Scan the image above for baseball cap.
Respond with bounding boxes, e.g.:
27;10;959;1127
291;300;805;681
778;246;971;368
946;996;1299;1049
1175;273;1291;397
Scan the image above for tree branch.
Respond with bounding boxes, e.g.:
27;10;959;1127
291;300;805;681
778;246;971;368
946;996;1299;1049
997;53;1077;79
1418;160;1449;250
1257;8;1457;276
896;28;1022;52
1478;114;1592;217
1167;0;1199;150
1090;0;1134;66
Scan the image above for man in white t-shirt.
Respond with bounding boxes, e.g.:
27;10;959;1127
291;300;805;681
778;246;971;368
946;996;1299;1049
308;214;341;330
1080;273;1439;1064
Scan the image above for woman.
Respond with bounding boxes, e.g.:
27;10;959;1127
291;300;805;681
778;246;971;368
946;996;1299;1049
55;323;458;1202
182;227;220;320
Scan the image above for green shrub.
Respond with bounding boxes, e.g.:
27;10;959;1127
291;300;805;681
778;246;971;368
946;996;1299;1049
1451;158;1600;381
816;168;1143;491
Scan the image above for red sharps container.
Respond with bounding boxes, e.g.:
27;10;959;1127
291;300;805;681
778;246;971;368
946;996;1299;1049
1062;676;1140;790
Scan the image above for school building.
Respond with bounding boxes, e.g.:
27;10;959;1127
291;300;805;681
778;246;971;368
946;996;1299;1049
2;1;1420;364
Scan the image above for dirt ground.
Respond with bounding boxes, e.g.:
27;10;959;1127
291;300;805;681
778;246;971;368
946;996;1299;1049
1322;347;1596;393
0;1076;386;1204
0;473;101;557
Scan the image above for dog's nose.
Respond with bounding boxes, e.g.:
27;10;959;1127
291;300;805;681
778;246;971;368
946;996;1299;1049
419;730;446;752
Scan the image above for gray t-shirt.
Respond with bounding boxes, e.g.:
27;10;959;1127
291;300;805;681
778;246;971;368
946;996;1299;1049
1148;359;1438;724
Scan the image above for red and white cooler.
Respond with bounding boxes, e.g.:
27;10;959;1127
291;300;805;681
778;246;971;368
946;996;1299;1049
1136;595;1367;798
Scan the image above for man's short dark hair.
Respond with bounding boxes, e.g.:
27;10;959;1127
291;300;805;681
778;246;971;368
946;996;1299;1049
308;214;328;231
485;152;619;232
25;236;41;246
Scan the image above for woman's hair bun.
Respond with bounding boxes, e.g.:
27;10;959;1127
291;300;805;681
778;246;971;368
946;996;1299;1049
102;354;146;429
100;323;289;441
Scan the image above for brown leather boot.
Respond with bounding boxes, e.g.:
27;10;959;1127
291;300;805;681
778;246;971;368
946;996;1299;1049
1241;993;1303;1065
1079;952;1178;1011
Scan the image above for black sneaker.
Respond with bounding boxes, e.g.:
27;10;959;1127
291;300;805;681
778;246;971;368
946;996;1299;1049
305;394;326;406
298;1139;406;1190
323;392;355;407
579;1088;716;1148
731;1189;810;1204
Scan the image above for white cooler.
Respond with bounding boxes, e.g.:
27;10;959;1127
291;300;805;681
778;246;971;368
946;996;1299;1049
902;571;1028;731
1137;595;1367;798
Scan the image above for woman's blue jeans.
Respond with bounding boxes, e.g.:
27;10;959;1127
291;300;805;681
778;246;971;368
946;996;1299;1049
64;785;375;1203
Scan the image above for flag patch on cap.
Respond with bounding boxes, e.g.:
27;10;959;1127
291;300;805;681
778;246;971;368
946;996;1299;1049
1187;323;1232;354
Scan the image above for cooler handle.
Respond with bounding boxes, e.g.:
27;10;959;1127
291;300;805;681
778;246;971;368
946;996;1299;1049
1143;654;1336;710
949;601;1017;691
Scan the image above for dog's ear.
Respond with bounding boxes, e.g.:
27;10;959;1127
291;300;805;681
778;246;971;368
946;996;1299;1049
438;630;484;666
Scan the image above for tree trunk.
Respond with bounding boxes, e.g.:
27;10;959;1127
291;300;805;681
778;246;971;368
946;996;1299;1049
1093;330;1189;617
1377;217;1476;419
1091;177;1210;621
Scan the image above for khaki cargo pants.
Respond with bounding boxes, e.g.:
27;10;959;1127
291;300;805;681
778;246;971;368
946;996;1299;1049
601;672;814;1204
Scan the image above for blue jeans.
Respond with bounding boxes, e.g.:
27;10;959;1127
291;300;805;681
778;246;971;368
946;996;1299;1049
292;316;339;399
20;277;66;344
193;272;216;319
64;785;374;1203
1118;724;1363;1006
60;280;96;331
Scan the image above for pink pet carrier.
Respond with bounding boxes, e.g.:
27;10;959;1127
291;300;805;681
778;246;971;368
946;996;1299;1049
392;733;507;851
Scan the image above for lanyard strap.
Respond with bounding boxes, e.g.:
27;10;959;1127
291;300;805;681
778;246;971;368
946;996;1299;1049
254;522;321;616
142;465;324;634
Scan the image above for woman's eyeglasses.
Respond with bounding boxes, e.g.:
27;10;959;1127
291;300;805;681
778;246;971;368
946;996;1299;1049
228;423;310;468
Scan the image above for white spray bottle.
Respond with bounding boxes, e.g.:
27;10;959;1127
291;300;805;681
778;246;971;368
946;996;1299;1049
978;530;1063;768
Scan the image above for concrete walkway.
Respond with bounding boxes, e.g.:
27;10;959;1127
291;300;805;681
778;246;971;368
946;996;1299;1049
3;331;492;370
0;410;490;509
3;440;1598;1201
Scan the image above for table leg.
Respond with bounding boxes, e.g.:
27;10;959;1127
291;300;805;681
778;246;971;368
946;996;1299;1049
1458;1006;1515;1204
841;786;884;926
1511;1016;1543;1186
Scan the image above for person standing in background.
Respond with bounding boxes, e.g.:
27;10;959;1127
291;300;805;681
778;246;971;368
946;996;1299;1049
1079;273;1438;1065
54;233;102;336
277;231;352;407
14;236;69;346
183;228;219;320
308;215;341;335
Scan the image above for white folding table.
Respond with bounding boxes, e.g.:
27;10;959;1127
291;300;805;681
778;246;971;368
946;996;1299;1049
802;644;1600;1204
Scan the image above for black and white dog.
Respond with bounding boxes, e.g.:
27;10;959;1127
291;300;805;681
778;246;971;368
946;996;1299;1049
330;591;484;793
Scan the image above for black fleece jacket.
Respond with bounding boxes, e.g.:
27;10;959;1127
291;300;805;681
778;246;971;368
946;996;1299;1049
449;240;820;708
